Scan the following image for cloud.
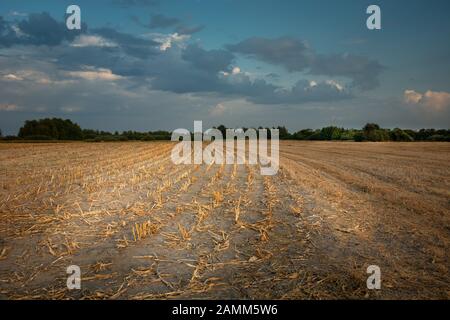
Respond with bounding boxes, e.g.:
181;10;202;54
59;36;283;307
148;14;180;29
404;89;450;111
0;13;354;111
227;36;384;90
248;78;350;105
17;12;81;46
0;16;22;46
71;35;118;48
0;13;83;47
210;103;226;116
404;90;423;104
67;67;124;81
92;27;160;58
0;103;19;111
310;53;384;90
132;14;204;35
175;24;204;35
1;69;55;84
227;37;314;72
182;43;235;73
423;91;450;110
3;74;23;81
149;32;190;51
231;67;241;75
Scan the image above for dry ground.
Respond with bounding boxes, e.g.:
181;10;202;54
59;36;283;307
0;141;448;299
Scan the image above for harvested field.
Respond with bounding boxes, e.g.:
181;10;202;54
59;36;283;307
0;141;449;299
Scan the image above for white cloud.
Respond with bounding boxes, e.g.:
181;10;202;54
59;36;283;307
209;103;226;116
232;67;241;75
220;67;242;78
67;67;124;81
404;89;450;111
147;32;190;51
71;35;118;48
404;90;423;104
325;80;344;91
3;74;23;81
423;90;450;111
3;70;52;84
0;103;19;111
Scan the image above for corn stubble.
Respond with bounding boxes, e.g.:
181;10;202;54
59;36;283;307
0;141;449;299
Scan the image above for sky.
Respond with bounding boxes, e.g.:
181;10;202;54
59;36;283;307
0;0;449;134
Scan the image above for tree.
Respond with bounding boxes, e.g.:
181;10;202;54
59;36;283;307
293;129;314;140
18;118;83;140
363;123;380;132
277;126;290;139
390;128;413;141
320;126;343;140
216;125;227;138
362;123;389;141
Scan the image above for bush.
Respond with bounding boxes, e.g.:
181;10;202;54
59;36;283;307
340;130;356;141
141;135;155;141
320;126;343;140
23;135;53;140
2;135;23;141
308;131;323;140
427;135;450;142
390;128;414;141
353;132;366;142
292;129;315;140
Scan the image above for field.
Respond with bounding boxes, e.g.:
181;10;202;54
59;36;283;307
0;141;449;299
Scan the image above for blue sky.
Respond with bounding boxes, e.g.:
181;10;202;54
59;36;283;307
0;0;449;134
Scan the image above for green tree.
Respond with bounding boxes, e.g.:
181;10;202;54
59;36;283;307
390;128;413;141
277;126;290;139
362;123;389;141
18;118;83;140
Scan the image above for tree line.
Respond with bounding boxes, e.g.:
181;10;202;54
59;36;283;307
1;118;171;142
213;124;450;142
0;118;449;142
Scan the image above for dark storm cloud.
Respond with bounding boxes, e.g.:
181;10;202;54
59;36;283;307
227;37;315;72
310;54;384;90
0;13;83;47
182;43;234;73
131;14;204;35
231;78;351;105
227;36;384;90
92;27;160;58
175;24;205;35
149;47;350;104
0;12;354;110
0;16;17;47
